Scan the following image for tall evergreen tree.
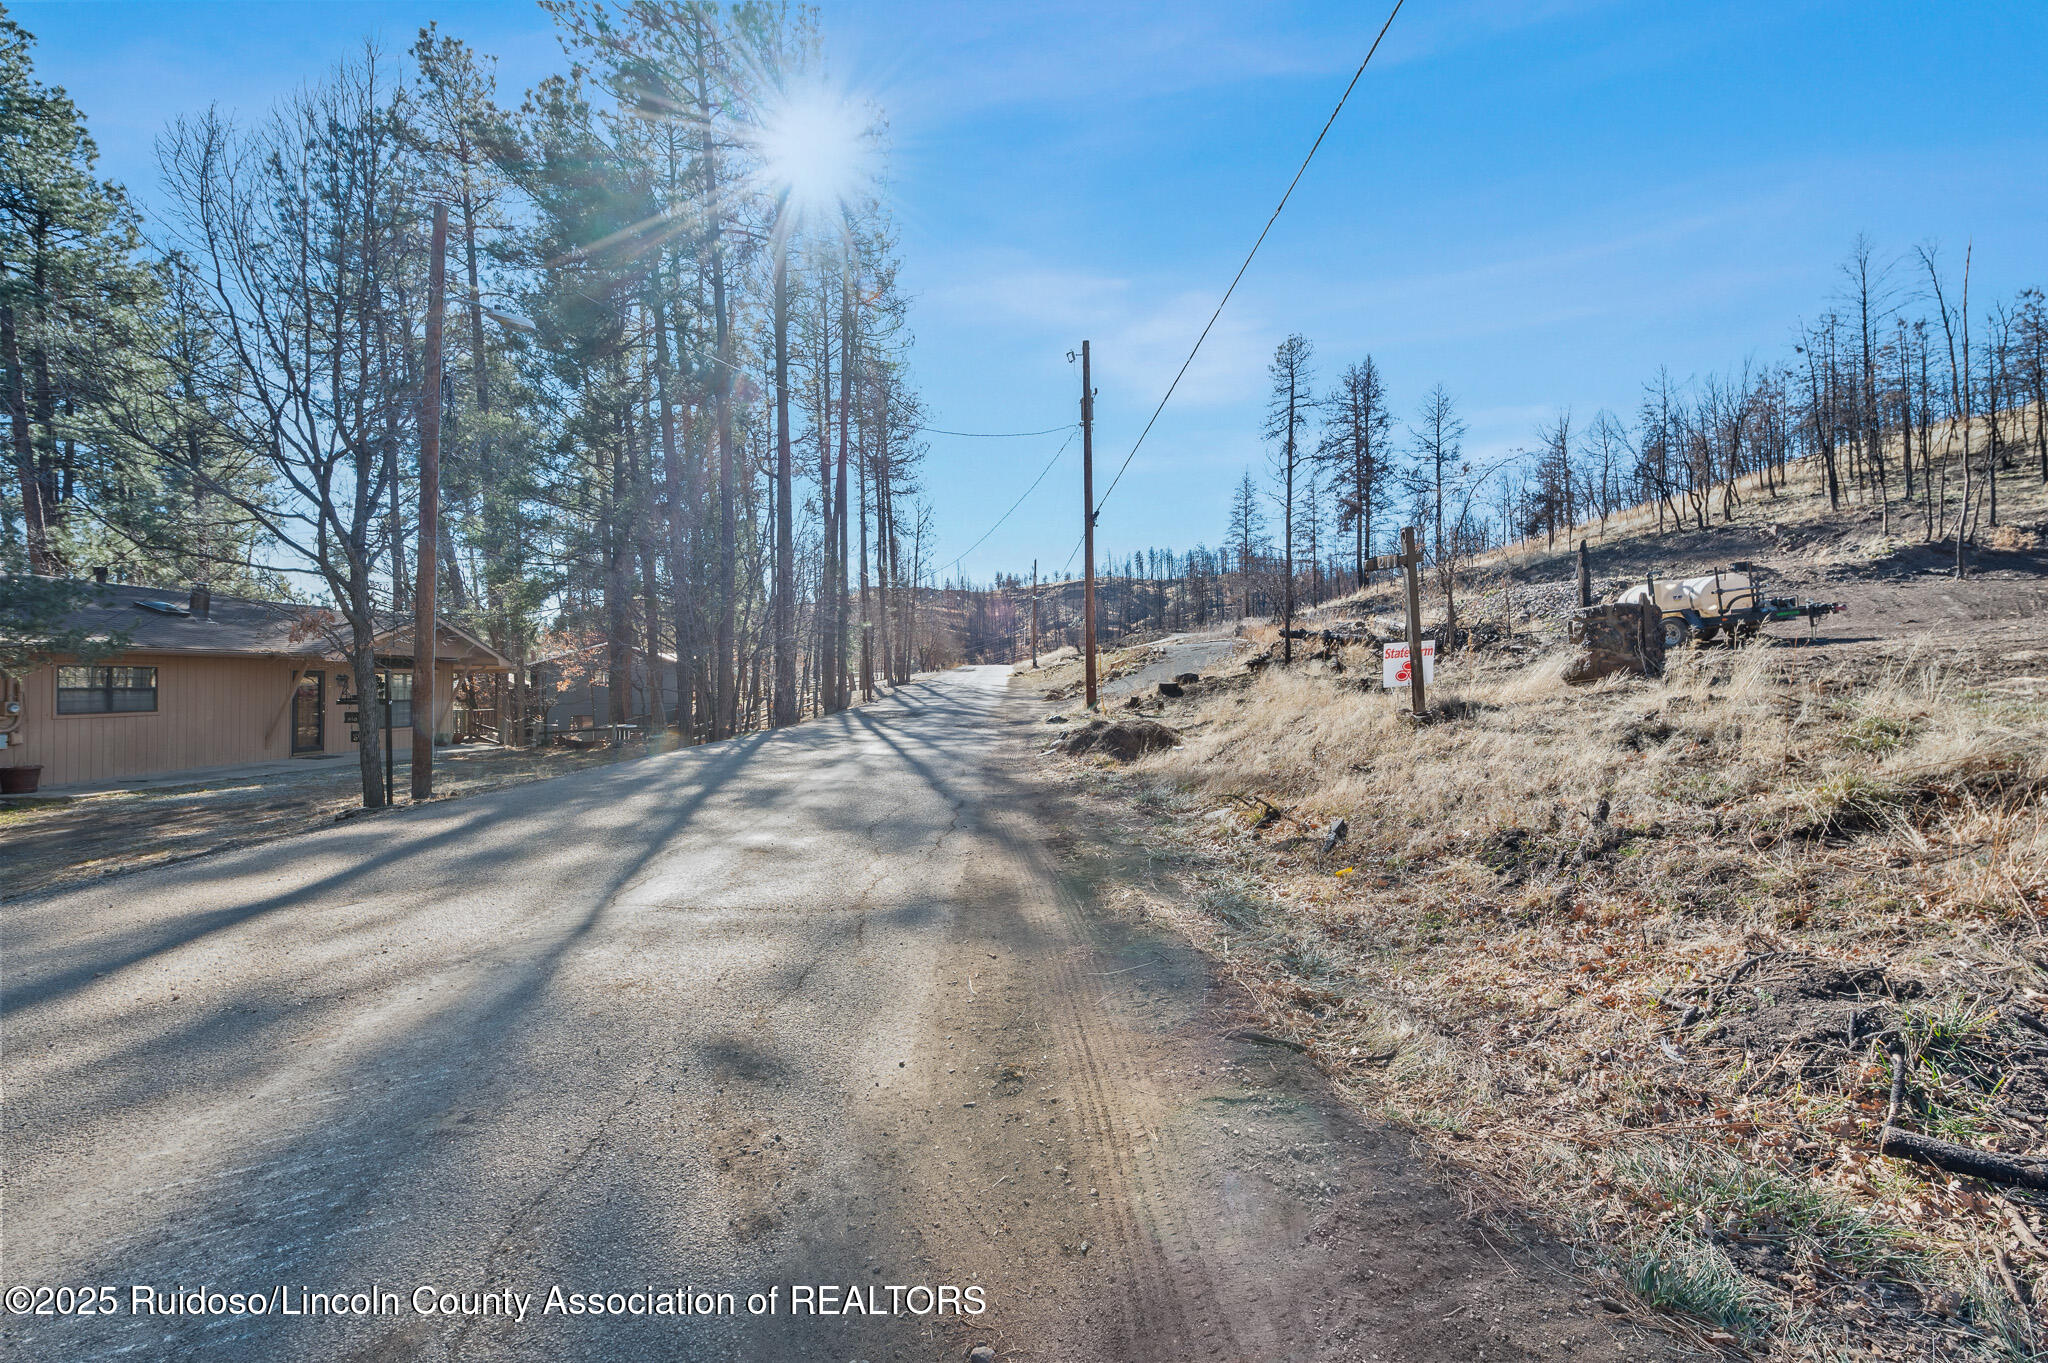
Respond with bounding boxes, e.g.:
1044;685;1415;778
1263;334;1313;662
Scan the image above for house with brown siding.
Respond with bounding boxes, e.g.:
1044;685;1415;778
0;582;511;791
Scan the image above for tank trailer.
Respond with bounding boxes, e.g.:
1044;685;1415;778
1614;564;1846;648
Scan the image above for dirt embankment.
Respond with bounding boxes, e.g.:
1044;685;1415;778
1031;543;2048;1359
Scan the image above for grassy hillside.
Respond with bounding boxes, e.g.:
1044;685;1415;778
1023;438;2048;1359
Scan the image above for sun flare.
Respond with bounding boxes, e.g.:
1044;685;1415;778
753;88;875;225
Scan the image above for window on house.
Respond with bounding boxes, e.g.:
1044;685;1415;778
56;665;159;714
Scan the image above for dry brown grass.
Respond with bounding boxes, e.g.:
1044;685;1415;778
1062;638;2048;1359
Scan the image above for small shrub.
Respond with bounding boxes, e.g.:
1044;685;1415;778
1196;877;1266;929
1622;1231;1762;1334
1276;933;1335;980
1840;710;1917;754
1789;769;1916;835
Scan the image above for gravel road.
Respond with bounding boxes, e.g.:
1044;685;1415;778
2;667;1670;1362
1100;633;1246;700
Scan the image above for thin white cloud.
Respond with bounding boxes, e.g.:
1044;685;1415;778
926;258;1269;407
824;0;1633;131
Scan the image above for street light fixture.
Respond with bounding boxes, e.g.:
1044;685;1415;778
483;307;537;334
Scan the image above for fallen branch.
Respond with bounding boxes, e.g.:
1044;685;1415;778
1223;1026;1309;1053
1280;626;1381;644
1695;948;1793;1020
1647;988;1704;1029
1994;1246;2033;1309
1225;792;1314;834
1873;1129;2048;1191
2008;1009;2048;1042
1996;1195;2047;1259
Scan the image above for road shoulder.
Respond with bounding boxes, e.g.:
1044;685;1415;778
856;676;1690;1361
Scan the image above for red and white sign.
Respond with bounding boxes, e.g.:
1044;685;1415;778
1381;639;1435;689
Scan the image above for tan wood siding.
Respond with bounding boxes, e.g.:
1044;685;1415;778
2;650;481;789
1;653;308;788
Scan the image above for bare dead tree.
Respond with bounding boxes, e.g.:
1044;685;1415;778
1263;334;1313;662
1918;242;1973;577
155;55;421;807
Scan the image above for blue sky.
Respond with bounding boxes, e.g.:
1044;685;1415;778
16;0;2048;583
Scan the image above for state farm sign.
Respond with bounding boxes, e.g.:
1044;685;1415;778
1381;639;1435;689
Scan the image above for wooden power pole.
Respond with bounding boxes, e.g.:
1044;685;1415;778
413;203;447;801
1081;340;1097;709
1030;558;1040;668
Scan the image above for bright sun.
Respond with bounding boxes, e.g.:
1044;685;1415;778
754;89;874;226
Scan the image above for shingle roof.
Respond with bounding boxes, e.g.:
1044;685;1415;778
24;581;511;668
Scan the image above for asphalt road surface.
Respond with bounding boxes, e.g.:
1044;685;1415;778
2;667;1670;1362
1100;633;1247;701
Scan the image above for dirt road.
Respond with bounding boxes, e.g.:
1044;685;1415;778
2;667;1672;1361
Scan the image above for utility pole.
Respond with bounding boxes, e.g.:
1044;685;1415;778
413;202;447;802
1030;558;1040;668
1080;340;1097;710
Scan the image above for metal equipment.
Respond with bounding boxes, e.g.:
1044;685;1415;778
1615;564;1846;649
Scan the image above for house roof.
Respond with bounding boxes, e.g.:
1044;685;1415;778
528;640;608;667
25;580;512;670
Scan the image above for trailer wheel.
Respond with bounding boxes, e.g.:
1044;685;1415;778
1660;615;1692;651
1733;620;1762;641
1693;620;1721;645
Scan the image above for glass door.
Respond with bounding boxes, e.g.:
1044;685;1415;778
292;672;325;753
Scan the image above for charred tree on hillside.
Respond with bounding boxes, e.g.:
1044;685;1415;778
1263;335;1313;663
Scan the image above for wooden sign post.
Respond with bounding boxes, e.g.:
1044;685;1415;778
1358;528;1429;717
1399;526;1426;717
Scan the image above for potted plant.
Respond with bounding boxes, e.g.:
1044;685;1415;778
0;765;42;795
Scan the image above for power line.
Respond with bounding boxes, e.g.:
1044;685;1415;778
1092;0;1405;516
918;423;1076;439
942;427;1079;576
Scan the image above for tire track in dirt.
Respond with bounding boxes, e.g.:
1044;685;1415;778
1003;825;1274;1361
957;697;1284;1357
968;679;1690;1363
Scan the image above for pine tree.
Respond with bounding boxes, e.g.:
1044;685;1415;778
1226;469;1265;619
1317;356;1393;588
1;13;151;575
1263;334;1313;662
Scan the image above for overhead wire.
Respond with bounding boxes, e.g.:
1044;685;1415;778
1090;0;1406;519
941;426;1079;577
918;423;1076;439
